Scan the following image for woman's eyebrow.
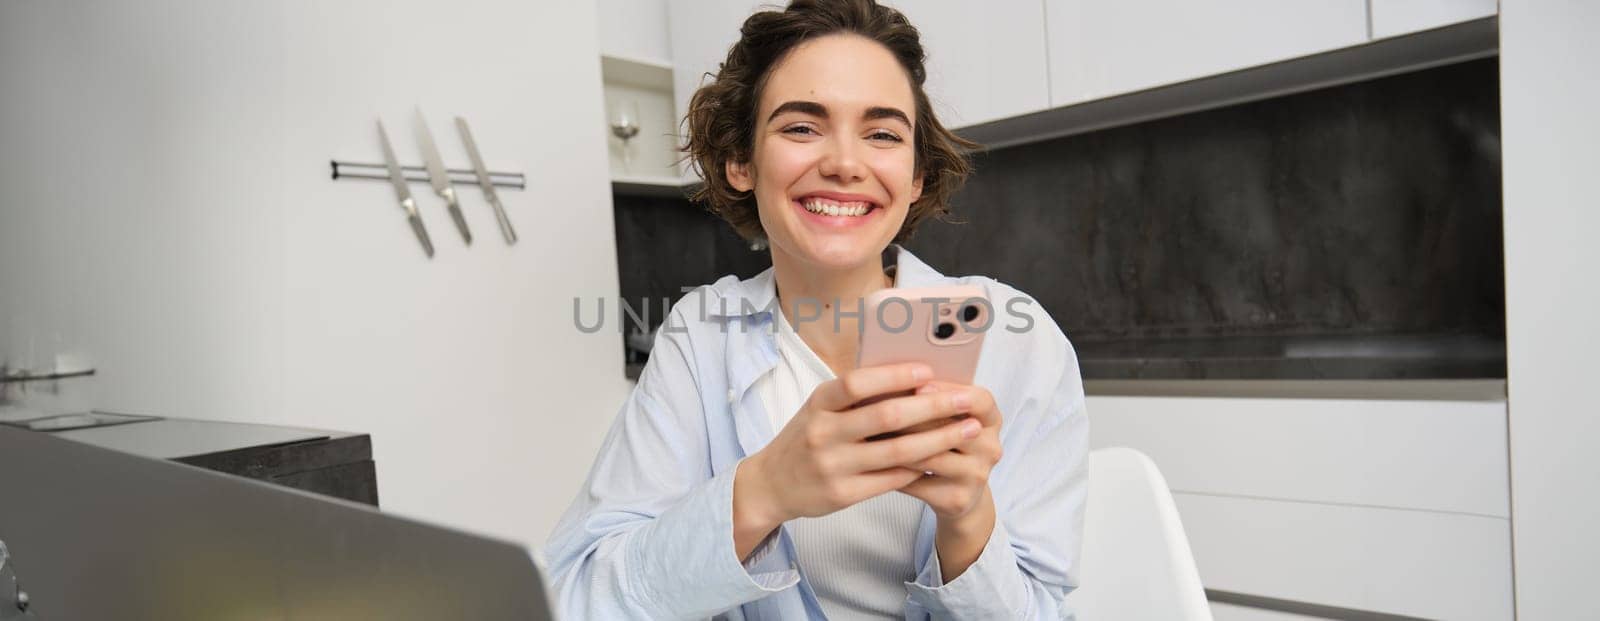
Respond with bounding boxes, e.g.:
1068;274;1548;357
768;100;827;122
864;106;911;127
766;101;911;128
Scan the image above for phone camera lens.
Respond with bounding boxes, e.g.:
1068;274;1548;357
961;304;980;323
934;322;956;339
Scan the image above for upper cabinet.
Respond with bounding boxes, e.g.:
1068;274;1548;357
667;1;1049;137
1369;0;1498;40
1045;0;1368;106
666;1;755;169
660;1;1499;156
884;1;1051;128
596;0;673;65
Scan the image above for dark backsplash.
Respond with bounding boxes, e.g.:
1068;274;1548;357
612;58;1505;378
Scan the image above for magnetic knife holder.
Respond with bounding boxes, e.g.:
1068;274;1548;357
329;160;526;190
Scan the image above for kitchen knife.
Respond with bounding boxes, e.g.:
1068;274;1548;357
414;108;472;245
454;116;518;245
377;119;435;259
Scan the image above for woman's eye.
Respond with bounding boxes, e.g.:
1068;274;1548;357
782;125;818;136
868;131;904;143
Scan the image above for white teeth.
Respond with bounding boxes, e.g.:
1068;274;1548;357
800;198;873;217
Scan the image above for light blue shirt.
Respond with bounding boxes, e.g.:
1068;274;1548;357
544;245;1090;620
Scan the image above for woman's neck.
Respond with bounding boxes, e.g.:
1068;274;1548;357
771;246;894;376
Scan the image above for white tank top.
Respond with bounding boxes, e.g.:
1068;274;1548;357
753;305;925;620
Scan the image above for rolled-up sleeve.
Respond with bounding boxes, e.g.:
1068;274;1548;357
904;293;1091;620
904;518;1031;617
542;308;797;619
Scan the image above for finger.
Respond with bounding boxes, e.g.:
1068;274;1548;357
849;467;927;501
897;474;967;513
945;425;1004;460
917;382;1001;428
813;363;932;411
847;417;981;472
835;390;972;440
907;450;986;481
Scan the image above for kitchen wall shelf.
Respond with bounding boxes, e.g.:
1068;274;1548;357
600;53;684;190
600;54;672;90
611;174;696;198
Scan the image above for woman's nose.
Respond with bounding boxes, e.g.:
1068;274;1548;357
817;136;868;183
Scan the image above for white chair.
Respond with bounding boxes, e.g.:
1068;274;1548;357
1064;447;1213;620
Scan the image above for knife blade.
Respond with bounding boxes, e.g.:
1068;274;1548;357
414;108;472;245
454;116;518;245
377;119;435;258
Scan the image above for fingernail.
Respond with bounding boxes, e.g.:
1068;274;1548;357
951;392;972;410
961;420;981;438
912;365;932;381
917;384;938;394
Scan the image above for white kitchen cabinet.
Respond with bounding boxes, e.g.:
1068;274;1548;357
596;0;673;65
883;0;1051;128
666;0;1049;147
1177;493;1513;620
1087;394;1514;619
1210;602;1323;620
1045;0;1369;106
1500;1;1600;617
666;0;757;179
1087;395;1510;517
1370;0;1498;40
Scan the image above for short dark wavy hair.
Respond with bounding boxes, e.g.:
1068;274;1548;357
681;0;977;243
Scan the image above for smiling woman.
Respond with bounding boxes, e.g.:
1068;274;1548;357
545;1;1089;619
683;3;975;258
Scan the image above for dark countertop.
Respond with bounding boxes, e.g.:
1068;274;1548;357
58;417;379;506
626;333;1504;382
1072;333;1505;380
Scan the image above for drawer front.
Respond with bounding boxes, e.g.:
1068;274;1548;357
1086;395;1509;517
1210;602;1323;620
1177;492;1513;620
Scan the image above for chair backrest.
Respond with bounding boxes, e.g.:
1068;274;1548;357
1065;447;1212;620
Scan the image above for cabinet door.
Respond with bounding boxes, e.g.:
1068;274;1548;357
666;0;761;179
885;0;1051;128
1370;0;1498;40
596;0;672;64
1045;0;1368;106
668;1;1050;142
1085;395;1511;518
1177;493;1513;620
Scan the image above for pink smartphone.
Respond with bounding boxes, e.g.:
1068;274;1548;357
855;284;990;438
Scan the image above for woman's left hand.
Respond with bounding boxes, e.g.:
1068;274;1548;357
896;382;1004;524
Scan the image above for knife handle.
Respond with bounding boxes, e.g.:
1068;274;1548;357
448;202;473;245
408;214;435;258
488;197;518;245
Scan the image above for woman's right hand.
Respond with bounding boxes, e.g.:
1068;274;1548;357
731;362;981;559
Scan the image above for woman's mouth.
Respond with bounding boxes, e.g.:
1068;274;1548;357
800;196;874;217
794;195;880;223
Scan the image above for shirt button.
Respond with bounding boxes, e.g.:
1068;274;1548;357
727;389;738;404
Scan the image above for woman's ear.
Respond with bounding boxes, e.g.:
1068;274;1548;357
909;171;925;204
726;160;754;192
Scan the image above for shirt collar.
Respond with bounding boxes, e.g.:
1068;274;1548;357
708;243;946;319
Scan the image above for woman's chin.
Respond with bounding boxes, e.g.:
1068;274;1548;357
789;235;891;271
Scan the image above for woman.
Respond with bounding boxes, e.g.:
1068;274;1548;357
545;1;1088;618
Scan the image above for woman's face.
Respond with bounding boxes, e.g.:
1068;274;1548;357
728;34;923;273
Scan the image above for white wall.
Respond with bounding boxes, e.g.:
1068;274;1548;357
1500;1;1600;618
0;0;632;547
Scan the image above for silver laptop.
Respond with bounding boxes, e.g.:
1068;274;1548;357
0;426;554;620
